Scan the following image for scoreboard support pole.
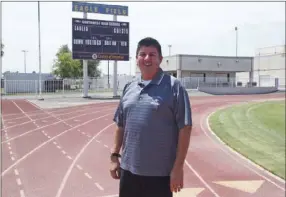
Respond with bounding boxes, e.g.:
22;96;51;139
112;15;118;97
83;11;89;98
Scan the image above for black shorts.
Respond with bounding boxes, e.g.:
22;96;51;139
119;168;173;197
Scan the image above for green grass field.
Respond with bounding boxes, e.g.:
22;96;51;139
209;100;285;180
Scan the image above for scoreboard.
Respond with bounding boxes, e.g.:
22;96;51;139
72;18;129;61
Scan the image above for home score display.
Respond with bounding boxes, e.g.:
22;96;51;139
72;18;129;61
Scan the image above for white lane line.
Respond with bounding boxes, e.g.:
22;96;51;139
204;109;286;190
99;195;118;197
11;156;15;161
55;123;115;197
47;136;51;139
85;172;92;179
9;151;13;155
14;169;19;176
66;156;72;160
185;161;220;197
95;182;104;191
57;146;61;149
8;146;11;150
2;109;114;143
1;113;113;177
3;100;113;119
7;142;10;146
1;106;116;131
16;178;22;186
76;165;83;170
96;140;101;143
20;190;25;197
61;150;66;155
12;101;33;122
53;141;57;145
104;145;108;148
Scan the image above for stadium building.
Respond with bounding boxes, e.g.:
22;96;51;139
135;45;285;90
135;54;253;89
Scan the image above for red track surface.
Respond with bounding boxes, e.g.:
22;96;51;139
1;94;285;197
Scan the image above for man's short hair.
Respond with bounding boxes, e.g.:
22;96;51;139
136;37;162;57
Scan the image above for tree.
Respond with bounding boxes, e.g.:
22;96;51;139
56;44;70;56
52;52;82;78
1;43;4;57
52;44;101;78
80;59;102;78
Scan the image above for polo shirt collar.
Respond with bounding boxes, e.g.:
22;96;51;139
138;67;164;86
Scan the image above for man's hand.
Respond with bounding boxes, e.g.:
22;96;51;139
110;158;121;179
170;166;184;193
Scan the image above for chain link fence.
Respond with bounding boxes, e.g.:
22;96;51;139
1;75;283;99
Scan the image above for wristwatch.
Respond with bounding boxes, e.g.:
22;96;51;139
110;153;121;159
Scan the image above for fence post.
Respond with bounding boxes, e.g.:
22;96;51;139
62;79;65;95
35;80;38;95
275;78;279;88
4;79;7;94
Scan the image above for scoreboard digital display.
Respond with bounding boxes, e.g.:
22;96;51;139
72;18;129;61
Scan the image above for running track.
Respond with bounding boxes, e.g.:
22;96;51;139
1;94;285;197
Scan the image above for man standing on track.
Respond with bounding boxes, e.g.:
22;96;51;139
109;37;193;197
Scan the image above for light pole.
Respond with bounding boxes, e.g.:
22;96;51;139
235;26;238;57
168;45;172;56
107;59;110;89
37;1;43;100
21;50;28;73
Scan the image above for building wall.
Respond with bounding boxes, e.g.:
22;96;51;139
180;55;253;72
136;54;254;85
160;55;180;71
3;73;55;93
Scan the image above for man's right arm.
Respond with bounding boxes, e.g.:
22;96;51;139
111;82;130;160
111;103;124;162
111;126;124;156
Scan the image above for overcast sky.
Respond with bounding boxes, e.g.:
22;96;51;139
1;1;285;76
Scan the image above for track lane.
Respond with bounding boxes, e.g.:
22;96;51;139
1;110;114;176
1;102;118;130
2;99;23;116
1;100;118;119
1;107;115;143
198;100;285;197
1;93;285;197
81;93;285;197
186;95;285;197
2;111;114;197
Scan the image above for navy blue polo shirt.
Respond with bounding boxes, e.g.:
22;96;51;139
113;68;192;176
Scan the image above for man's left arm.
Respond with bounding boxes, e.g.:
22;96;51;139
173;125;192;169
170;83;193;192
173;83;193;170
